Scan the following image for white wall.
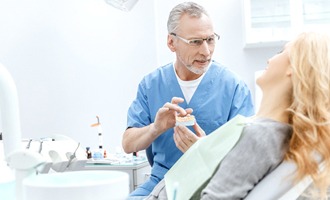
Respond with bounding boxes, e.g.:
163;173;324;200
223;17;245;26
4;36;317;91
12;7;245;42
0;0;158;152
0;0;282;153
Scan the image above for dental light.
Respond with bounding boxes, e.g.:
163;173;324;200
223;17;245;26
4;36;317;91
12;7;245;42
104;0;138;11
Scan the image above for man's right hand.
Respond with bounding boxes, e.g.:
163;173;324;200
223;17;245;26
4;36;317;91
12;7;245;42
153;97;193;136
122;97;192;153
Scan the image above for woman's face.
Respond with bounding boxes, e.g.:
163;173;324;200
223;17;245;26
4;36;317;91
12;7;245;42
257;44;292;91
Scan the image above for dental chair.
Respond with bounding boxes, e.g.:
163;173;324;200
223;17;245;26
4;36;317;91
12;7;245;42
146;137;319;199
245;160;324;200
146;145;153;167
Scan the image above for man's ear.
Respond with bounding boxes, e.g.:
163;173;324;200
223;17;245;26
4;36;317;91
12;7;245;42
167;34;176;52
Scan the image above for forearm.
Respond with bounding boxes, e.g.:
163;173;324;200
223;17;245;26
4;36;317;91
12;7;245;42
122;123;161;153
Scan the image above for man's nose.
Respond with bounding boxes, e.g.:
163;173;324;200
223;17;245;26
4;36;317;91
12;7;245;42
198;41;211;56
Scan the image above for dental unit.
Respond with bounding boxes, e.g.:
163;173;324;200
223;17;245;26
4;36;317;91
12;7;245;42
0;63;129;200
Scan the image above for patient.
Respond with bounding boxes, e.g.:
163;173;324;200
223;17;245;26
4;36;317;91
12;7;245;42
142;31;330;200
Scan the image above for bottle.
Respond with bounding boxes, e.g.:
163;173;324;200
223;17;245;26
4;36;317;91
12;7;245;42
93;150;102;160
103;149;107;158
133;151;138;163
86;147;92;159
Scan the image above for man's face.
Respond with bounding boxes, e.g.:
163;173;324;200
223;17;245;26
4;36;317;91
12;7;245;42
168;13;217;77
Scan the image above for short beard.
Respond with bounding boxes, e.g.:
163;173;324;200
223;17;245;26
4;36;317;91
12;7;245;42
185;64;208;75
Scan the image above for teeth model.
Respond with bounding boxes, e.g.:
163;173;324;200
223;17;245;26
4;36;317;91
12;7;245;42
175;115;196;126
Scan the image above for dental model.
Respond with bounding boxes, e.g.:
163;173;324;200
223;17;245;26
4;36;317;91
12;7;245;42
176;115;196;126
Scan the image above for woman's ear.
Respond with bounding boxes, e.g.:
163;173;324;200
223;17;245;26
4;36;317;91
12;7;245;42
167;34;176;52
286;65;292;76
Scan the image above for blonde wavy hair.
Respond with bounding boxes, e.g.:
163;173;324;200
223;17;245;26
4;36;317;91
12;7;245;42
286;32;330;198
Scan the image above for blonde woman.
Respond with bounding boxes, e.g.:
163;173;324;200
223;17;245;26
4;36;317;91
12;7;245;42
280;31;330;199
199;31;330;199
140;32;330;200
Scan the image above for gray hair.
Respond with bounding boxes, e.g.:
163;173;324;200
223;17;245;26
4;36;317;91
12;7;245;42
167;2;209;33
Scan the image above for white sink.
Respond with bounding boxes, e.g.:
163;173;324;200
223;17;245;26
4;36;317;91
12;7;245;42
23;170;129;200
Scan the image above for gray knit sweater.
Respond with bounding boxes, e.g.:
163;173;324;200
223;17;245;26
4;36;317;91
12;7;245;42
200;118;292;200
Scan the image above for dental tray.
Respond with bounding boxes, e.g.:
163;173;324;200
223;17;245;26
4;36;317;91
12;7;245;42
86;158;120;165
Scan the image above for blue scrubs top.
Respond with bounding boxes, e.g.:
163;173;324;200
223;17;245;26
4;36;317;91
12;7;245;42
127;61;255;196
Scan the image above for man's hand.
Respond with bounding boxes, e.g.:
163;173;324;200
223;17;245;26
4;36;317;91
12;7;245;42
173;122;206;153
153;97;193;136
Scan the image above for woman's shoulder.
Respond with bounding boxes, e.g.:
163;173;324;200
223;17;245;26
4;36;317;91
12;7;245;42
241;118;292;148
246;118;292;135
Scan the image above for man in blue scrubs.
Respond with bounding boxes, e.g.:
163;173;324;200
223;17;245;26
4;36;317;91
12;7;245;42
122;2;254;197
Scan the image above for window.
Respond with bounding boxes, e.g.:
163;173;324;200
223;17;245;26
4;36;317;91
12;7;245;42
243;0;330;48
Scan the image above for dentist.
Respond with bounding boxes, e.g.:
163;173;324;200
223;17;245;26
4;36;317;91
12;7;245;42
122;2;254;197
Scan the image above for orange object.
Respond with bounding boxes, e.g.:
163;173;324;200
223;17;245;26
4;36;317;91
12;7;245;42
91;115;101;127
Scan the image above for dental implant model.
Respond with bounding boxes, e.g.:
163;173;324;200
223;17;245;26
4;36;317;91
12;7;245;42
175;114;196;126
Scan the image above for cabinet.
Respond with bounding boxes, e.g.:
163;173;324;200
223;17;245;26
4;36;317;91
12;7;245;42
84;160;151;193
243;0;330;48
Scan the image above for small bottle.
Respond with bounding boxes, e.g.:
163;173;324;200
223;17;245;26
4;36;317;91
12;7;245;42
103;149;107;158
86;147;92;159
93;150;102;160
133;151;138;163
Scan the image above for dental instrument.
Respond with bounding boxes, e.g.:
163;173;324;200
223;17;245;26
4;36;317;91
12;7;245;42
91;115;104;152
26;139;33;149
173;182;178;200
66;142;80;169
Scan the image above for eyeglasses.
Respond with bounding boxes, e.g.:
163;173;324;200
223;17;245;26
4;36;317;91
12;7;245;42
170;33;220;46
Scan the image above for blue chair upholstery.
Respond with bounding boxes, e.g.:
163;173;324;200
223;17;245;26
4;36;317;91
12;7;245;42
146;145;153;167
